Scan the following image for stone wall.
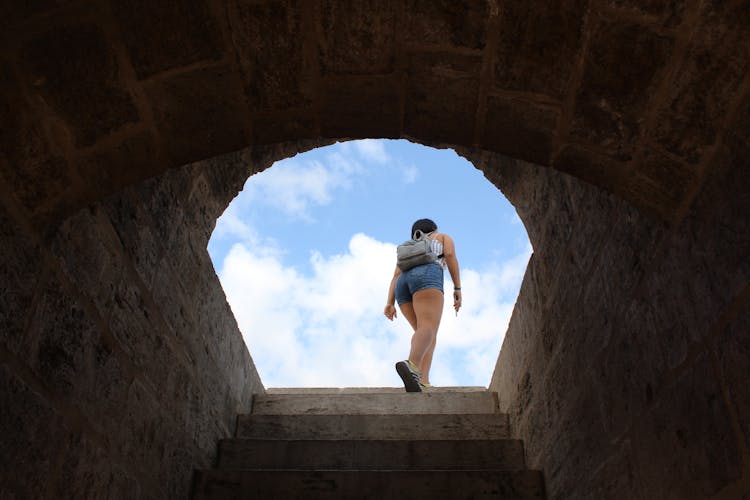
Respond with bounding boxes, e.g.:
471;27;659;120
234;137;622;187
0;150;268;499
478;120;750;499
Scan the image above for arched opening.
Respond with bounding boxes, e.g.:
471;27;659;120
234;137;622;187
2;1;748;498
208;139;531;387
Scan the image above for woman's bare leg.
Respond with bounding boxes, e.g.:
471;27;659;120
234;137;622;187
420;336;437;385
408;288;443;369
398;302;418;332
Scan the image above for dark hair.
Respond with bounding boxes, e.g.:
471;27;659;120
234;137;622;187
411;218;437;237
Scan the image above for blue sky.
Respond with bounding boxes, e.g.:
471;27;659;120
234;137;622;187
208;139;531;388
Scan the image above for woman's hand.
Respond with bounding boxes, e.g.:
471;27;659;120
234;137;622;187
453;290;462;314
384;304;398;321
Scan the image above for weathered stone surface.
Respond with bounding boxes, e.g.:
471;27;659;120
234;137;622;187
50;206;124;317
320;0;396;75
236;413;510;440
145;65;249;166
218;438;525;470
552;145;628;192
653;2;750;163
403;0;488;50
632;355;742;499
194;469;546;499
716;304;750;450
232;0;310;110
623;148;697;218
0;64;71;211
494;0;587;100
0;364;66;499
0;206;40;356
606;0;687;27
112;0;222;79
321;76;401;138
404;52;481;145
20;24;139;147
77;131;159;201
102;191;162;287
253;391;500;415
27;275;97;401
572;19;673;158
253;109;317;145
2;3;749;500
482;96;558;165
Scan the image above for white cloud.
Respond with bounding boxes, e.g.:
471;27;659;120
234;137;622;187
217;233;531;388
354;139;390;164
401;164;419;184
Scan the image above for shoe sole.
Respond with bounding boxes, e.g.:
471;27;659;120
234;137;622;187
395;361;422;393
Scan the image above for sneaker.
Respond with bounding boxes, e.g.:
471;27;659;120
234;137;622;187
395;360;422;392
420;382;432;391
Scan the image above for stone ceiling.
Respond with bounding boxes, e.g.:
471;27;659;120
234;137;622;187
1;0;748;226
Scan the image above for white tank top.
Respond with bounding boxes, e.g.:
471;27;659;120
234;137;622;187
428;233;446;268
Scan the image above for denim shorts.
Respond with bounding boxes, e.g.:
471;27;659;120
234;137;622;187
395;263;444;305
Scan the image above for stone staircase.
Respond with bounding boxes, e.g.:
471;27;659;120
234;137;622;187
191;387;545;499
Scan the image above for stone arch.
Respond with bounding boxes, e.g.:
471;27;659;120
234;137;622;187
1;2;749;499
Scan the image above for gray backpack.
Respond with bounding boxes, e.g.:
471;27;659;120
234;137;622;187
396;230;442;271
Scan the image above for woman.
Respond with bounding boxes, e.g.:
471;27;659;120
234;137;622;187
384;218;462;392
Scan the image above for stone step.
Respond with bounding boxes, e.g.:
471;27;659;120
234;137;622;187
251;391;499;415
265;386;488;394
217;439;526;471
236;413;510;440
192;469;546;499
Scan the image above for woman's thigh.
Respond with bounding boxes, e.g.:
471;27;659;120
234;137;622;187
412;288;444;330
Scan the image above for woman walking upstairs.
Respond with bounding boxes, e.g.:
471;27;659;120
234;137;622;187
384;218;462;392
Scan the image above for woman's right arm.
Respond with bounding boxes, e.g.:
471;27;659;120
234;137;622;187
384;265;401;320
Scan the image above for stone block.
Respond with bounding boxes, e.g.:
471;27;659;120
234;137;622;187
27;276;97;401
631;354;742;499
232;0;310;110
0;64;71;211
145;64;249;166
321;76;401;138
572;19;673;158
404;52;481;145
552;145;629;194
77;131;159;201
633;147;697;209
481;96;558;165
20;24;139;147
606;0;687;27
0;0;72;32
252;109;317;145
112;0;222;79
494;0;587;100
653;2;750;163
402;0;488;50
320;0;396;75
0;363;66;499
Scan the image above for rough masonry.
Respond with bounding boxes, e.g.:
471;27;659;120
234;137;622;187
1;1;748;499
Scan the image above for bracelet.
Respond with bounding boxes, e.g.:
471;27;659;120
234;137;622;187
454;287;461;291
